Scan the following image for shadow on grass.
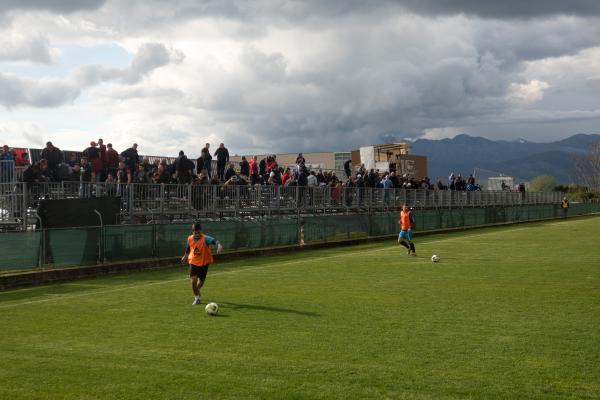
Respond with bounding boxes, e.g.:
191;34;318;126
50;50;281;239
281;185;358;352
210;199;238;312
219;302;320;317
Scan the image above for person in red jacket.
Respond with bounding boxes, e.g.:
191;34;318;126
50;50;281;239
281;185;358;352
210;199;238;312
181;222;223;305
105;143;119;179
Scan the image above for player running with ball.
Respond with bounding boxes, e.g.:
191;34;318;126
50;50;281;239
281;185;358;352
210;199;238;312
398;204;416;256
181;222;223;305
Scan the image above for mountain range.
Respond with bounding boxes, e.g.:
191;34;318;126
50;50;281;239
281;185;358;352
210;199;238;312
410;134;600;184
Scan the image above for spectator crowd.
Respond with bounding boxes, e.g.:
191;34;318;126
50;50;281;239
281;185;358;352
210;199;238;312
2;140;490;193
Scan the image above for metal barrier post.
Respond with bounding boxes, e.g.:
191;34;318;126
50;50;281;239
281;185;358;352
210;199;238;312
187;184;192;216
93;209;105;263
33;214;44;271
22;182;28;230
128;184;134;220
159;184;165;221
234;185;240;217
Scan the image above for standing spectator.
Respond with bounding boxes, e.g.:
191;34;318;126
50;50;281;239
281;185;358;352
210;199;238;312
83;141;101;182
105;143;119;178
259;157;267;182
0;145;16;182
214;143;230;181
382;174;394;205
367;169;379;187
175;150;194;184
307;171;318;187
249;155;259;185
467;174;475;186
344;176;355;207
201;143;212;178
117;160;131;184
331;181;342;204
97;138;107;181
297;167;308;207
121;143;139;175
80;158;92;182
40;141;63;181
344;159;352;179
316;169;326;186
281;168;291;186
239;156;250;177
389;171;399;188
296;153;305;165
267;155;278;172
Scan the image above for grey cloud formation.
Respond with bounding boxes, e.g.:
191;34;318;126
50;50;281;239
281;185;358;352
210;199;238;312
0;73;81;108
0;34;56;63
2;1;599;154
397;0;600;19
0;0;106;13
99;0;600;29
0;43;183;108
121;43;184;84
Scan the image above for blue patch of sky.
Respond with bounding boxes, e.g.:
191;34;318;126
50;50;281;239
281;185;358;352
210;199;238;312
0;43;132;79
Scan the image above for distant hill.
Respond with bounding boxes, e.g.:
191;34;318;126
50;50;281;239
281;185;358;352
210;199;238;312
410;133;600;184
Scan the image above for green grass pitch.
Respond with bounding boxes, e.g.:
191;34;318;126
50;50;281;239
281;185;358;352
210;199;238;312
1;216;599;399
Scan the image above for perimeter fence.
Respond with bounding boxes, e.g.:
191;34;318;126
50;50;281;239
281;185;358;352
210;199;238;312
1;182;563;229
1;201;598;274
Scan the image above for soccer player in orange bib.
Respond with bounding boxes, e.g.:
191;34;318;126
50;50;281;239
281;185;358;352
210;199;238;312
398;204;416;256
181;222;223;305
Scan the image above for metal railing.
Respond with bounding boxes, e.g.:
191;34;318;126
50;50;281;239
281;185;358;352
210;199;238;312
0;181;567;230
0;160;16;183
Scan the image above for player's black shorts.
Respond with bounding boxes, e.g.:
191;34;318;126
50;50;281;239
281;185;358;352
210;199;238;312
189;264;209;280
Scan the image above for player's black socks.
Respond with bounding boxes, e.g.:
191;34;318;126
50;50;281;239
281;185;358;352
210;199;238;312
399;241;410;249
409;243;415;252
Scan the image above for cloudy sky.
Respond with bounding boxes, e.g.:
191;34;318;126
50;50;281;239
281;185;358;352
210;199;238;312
1;0;600;157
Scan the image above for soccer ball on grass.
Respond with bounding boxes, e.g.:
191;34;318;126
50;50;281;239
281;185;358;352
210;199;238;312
205;302;219;316
431;255;440;263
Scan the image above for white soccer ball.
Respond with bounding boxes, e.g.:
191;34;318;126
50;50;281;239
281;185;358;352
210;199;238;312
205;302;219;316
431;255;440;263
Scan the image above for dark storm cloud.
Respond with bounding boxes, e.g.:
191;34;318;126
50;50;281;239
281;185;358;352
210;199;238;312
0;0;106;13
397;0;600;19
152;0;600;22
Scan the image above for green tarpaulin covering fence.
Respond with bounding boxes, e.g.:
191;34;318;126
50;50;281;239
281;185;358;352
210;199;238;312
1;202;599;273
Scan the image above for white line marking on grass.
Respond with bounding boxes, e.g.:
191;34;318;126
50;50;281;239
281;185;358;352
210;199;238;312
0;225;539;310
